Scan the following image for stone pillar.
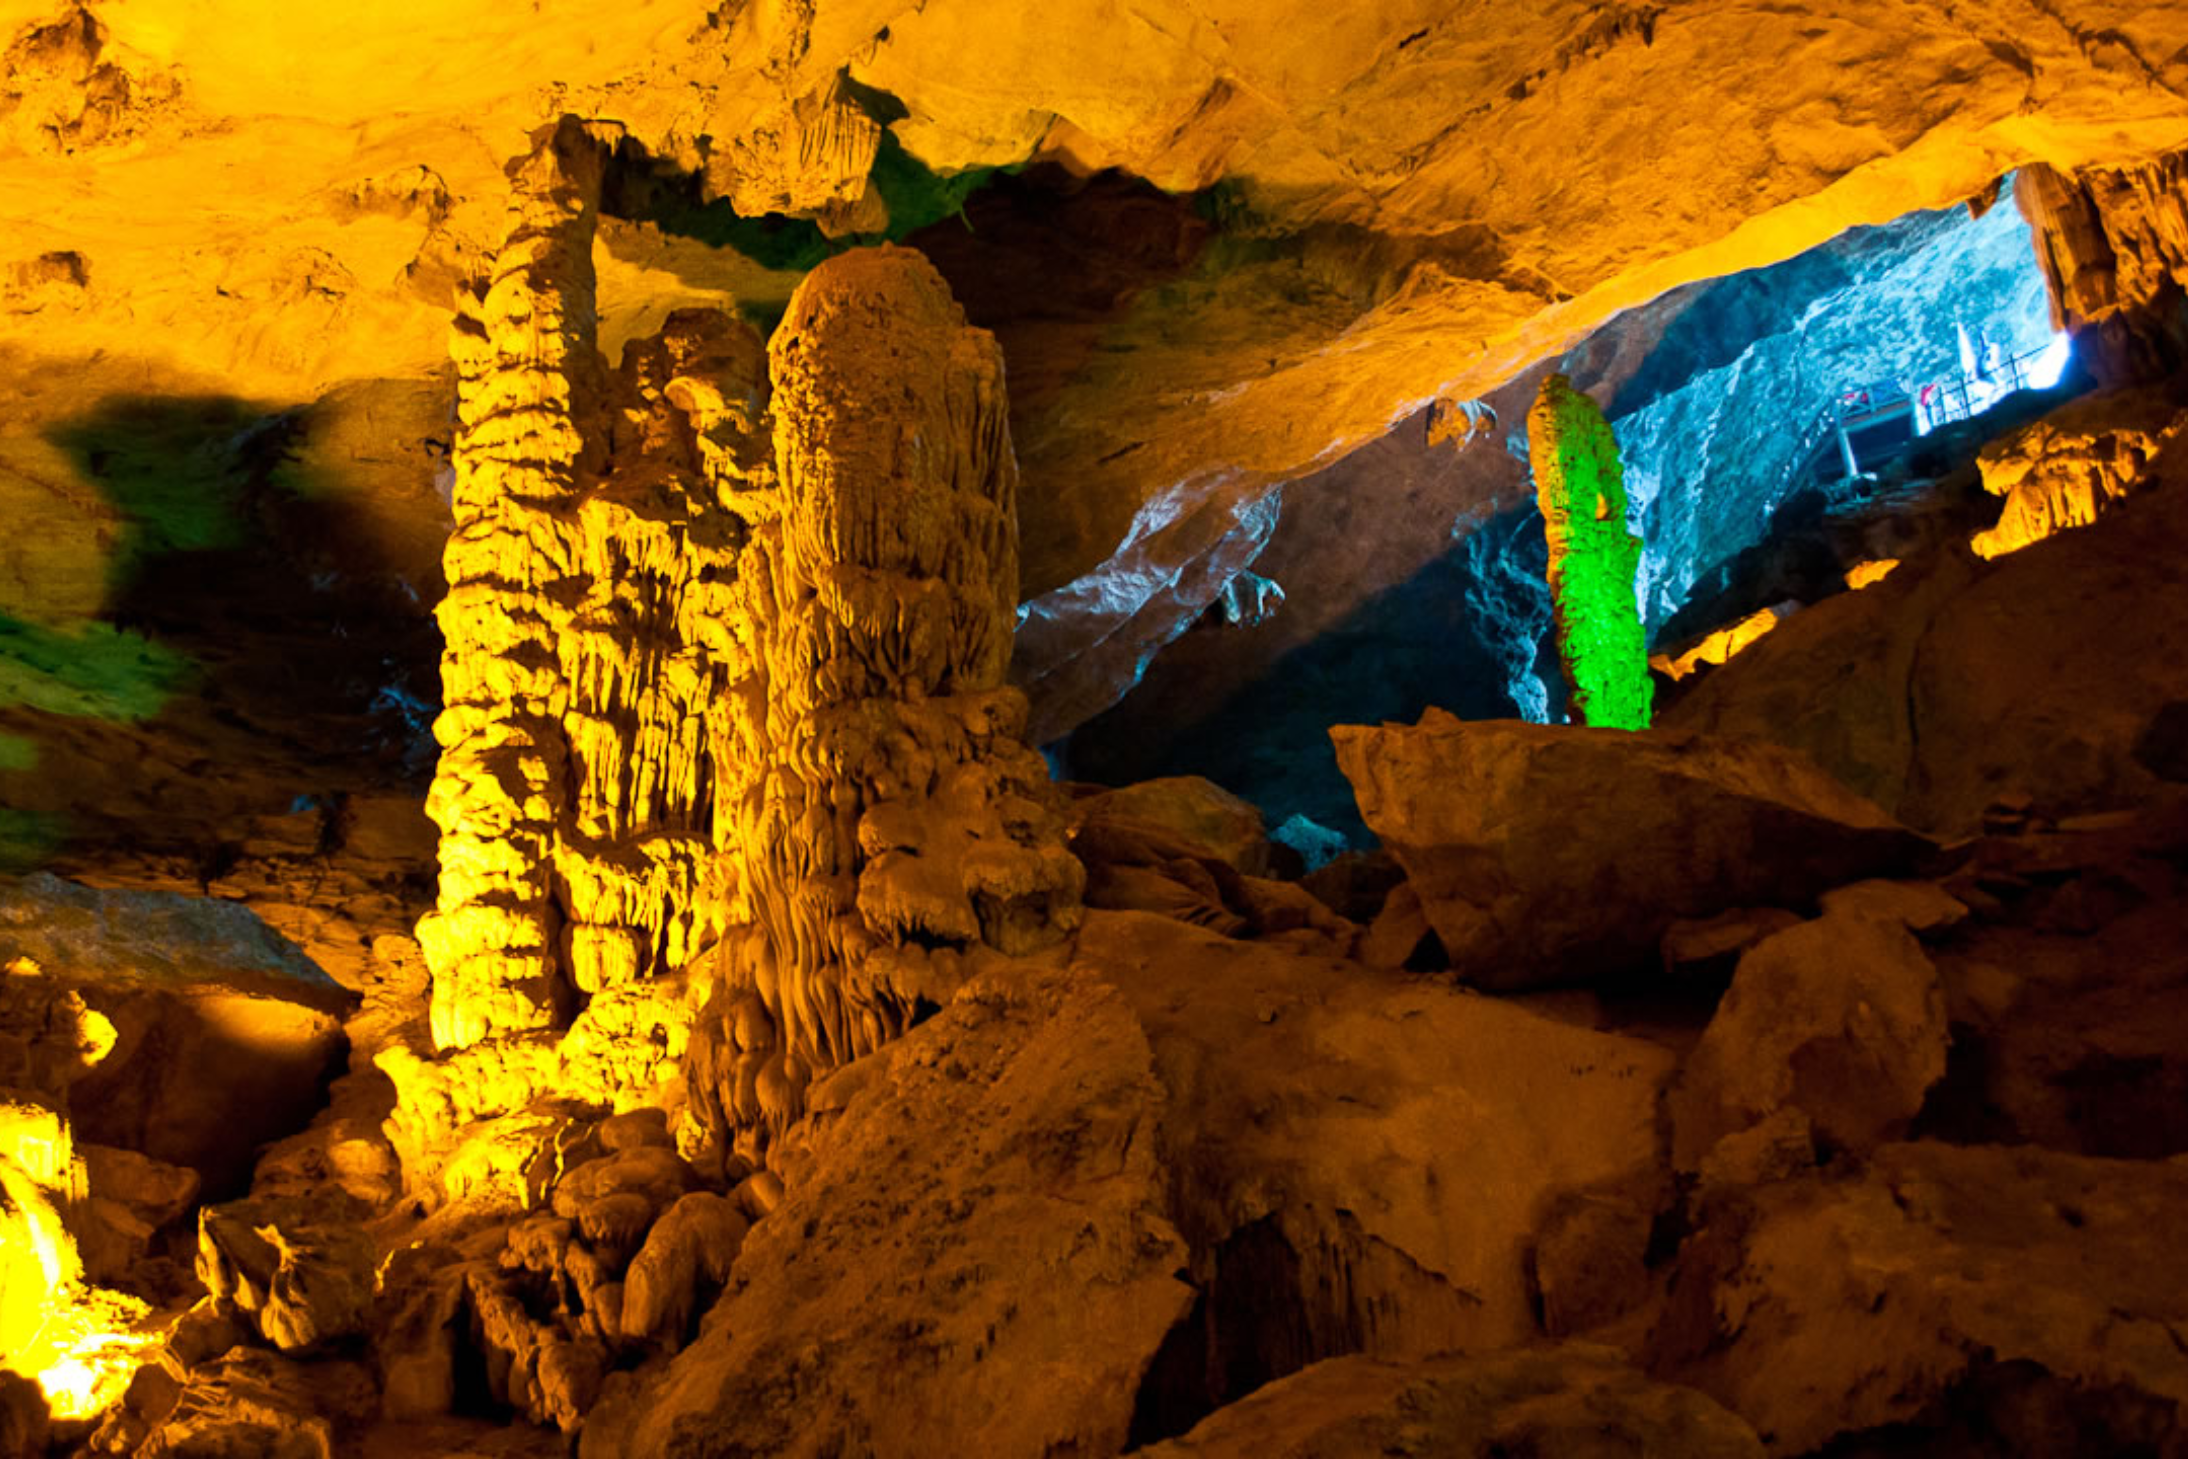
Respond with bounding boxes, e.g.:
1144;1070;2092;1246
690;246;1084;1158
1529;373;1652;731
416;114;769;1061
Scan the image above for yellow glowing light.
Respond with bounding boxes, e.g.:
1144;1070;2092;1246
1650;604;1791;682
1844;558;1900;589
37;1355;102;1416
27;1288;162;1420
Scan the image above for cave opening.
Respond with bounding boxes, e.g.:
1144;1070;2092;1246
1062;173;2090;862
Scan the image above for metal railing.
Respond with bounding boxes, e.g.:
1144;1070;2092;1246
1786;337;2060;486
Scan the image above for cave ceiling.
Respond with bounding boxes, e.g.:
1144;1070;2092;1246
1;0;2186;733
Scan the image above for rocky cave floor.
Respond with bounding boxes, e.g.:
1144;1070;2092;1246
4;349;2188;1459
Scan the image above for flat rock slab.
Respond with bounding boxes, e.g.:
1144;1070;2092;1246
0;872;352;1194
1332;710;1928;988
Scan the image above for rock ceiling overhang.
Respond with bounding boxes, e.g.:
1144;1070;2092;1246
2;0;2185;732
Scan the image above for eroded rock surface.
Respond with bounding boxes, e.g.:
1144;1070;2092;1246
1656;1142;2188;1455
688;243;1082;1156
1663;428;2188;833
0;871;351;1194
1332;711;1928;988
1140;1345;1764;1459
594;965;1191;1459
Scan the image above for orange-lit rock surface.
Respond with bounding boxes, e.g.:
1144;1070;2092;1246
11;4;2188;1455
1664;425;2188;833
1139;1345;1766;1459
1970;381;2188;558
1;2;2186;740
1331;711;1929;988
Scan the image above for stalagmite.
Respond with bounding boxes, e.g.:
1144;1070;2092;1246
1529;374;1652;730
688;246;1084;1161
394;117;774;1191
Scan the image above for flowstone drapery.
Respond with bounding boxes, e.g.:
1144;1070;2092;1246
396;119;1079;1189
390;117;773;1187
1528;374;1652;730
688;247;1085;1161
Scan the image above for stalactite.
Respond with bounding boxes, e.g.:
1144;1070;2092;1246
687;247;1084;1165
1529;373;1652;730
2017;153;2188;386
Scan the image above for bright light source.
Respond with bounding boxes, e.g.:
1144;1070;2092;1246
2024;333;2075;391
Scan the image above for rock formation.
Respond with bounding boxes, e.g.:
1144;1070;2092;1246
687;245;1082;1159
10;7;2188;1458
1529;374;1651;729
420;115;759;1056
1331;710;1928;988
1971;380;2188;558
2020;150;2188;386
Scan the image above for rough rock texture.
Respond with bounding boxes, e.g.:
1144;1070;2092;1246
1655;1142;2188;1454
1139;1345;1764;1459
1971;381;2188;558
1924;808;2188;1159
0;871;351;1194
420;116;760;1054
592;965;1192;1459
1591;193;2057;628
1069;194;2058;829
1332;711;1928;988
2020;151;2188;385
1085;910;1678;1422
1529;373;1650;729
1666;906;1948;1170
0;2;2183;759
688;244;1082;1156
1662;425;2188;833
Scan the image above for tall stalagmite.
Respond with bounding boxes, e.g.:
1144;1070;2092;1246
1529;374;1652;730
391;118;774;1194
689;246;1084;1162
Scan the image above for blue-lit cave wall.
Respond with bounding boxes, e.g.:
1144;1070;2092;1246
1065;185;2062;854
1574;184;2057;629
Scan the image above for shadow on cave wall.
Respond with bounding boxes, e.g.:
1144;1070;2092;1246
1069;501;1564;846
0;391;443;871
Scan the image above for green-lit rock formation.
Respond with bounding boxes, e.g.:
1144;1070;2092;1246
1529;374;1653;730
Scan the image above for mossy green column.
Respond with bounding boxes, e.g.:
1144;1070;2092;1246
1528;373;1652;730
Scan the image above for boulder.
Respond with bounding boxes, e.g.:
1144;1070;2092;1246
197;1197;375;1352
1654;1142;2188;1453
0;874;353;1195
1330;711;1928;988
619;1192;749;1347
128;1349;376;1459
1138;1344;1763;1458
1083;910;1678;1420
590;965;1194;1459
1928;864;2188;1158
1070;777;1275;876
1667;909;1948;1170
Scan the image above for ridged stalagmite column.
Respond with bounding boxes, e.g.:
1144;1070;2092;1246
420;116;610;1051
690;246;1084;1158
413;113;768;1072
